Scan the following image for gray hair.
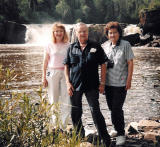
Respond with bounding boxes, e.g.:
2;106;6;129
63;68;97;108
74;22;88;31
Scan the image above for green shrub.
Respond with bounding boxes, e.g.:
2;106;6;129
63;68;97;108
0;65;83;147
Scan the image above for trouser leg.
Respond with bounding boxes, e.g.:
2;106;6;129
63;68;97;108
70;91;85;137
59;71;71;129
46;69;60;104
46;69;61;125
105;86;127;136
85;90;111;145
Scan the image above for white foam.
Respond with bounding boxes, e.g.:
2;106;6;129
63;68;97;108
25;24;73;45
124;24;142;36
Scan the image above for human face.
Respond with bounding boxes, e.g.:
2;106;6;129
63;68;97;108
108;28;120;45
76;25;88;44
53;27;64;42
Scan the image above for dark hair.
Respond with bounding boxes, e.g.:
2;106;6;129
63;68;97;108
105;21;122;39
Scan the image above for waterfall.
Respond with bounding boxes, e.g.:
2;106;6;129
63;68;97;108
25;24;144;45
25;24;74;45
124;24;142;36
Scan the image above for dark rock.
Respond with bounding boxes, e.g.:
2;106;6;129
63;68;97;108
142;22;160;35
152;42;160;47
126;122;139;135
122;33;140;46
139;34;153;45
0;22;5;43
149;39;160;47
138;8;160;47
154;85;159;88
0;21;26;44
70;23;127;44
122;32;154;46
88;24;105;43
139;9;160;35
128;126;139;135
69;23;159;46
140;9;160;24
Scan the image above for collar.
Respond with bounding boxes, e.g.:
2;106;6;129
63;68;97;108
110;39;121;47
75;40;90;48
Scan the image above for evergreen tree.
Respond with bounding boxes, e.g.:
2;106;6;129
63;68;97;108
56;0;73;23
0;0;160;23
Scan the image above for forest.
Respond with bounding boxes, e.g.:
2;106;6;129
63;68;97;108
0;0;160;24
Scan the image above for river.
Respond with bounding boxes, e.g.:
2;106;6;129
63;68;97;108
0;44;160;132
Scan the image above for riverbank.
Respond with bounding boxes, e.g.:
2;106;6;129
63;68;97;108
0;45;160;146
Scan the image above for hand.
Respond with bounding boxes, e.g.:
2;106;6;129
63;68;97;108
43;78;48;88
99;84;105;94
66;82;74;96
126;80;131;90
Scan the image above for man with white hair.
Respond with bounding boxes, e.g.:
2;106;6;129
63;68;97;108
64;22;111;146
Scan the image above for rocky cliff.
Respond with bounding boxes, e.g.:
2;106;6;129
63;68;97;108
0;21;26;44
139;9;160;35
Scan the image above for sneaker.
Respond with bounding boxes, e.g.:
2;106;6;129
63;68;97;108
109;130;117;137
116;135;126;146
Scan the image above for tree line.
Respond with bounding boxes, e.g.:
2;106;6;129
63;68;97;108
0;0;160;24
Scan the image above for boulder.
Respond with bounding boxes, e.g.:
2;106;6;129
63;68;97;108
127;120;160;143
140;34;153;46
142;22;160;35
70;24;106;43
1;21;26;44
126;122;139;135
122;33;140;46
144;131;160;142
138;120;160;132
88;24;105;43
70;23;140;46
139;9;160;35
0;22;5;43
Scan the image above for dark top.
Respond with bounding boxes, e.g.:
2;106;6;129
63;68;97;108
64;40;108;91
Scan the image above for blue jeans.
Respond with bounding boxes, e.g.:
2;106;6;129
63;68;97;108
105;86;127;136
70;89;110;145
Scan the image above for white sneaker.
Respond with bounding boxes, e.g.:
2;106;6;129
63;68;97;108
109;130;117;137
116;135;126;146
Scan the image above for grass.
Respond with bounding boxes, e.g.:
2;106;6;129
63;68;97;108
0;65;85;147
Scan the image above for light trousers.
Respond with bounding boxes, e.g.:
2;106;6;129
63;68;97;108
46;69;71;129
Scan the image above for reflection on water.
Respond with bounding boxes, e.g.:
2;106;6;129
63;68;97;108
0;44;43;92
0;44;160;129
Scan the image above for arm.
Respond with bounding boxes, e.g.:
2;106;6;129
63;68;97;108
126;59;134;90
42;52;49;87
64;64;74;96
99;63;106;94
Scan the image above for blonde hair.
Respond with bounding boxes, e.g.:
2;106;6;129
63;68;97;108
52;22;68;43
